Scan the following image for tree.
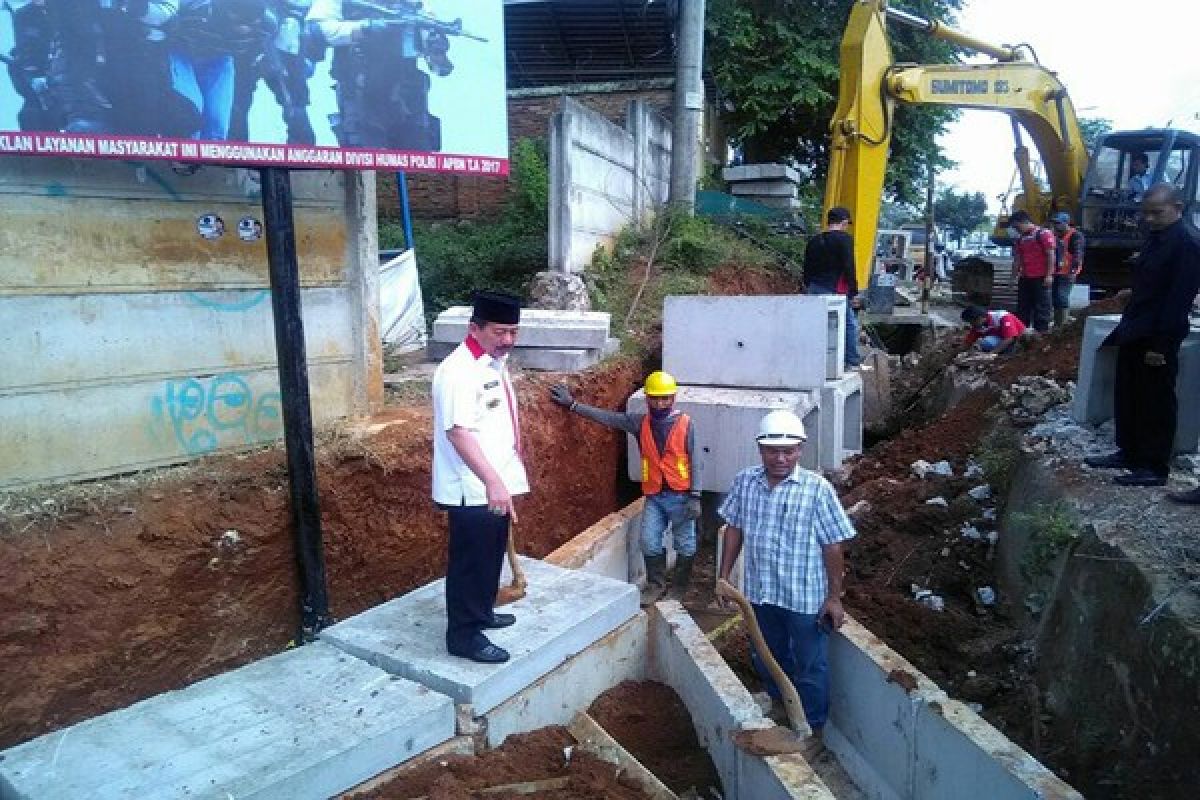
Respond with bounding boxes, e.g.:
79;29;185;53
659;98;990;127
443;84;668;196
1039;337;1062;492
1078;117;1113;155
934;188;988;247
707;0;965;206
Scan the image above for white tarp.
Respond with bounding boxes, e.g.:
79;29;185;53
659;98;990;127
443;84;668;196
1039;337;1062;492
381;249;428;353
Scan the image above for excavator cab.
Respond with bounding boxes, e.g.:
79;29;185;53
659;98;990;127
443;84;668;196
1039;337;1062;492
1079;129;1200;286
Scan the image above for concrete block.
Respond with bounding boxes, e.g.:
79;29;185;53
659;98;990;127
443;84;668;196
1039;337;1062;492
722;164;801;184
484;614;649;748
431;307;611;350
426;340;605;372
1072;314;1200;452
320;558;639;714
737;195;803;210
729;181;799;198
818;371;864;471
663;295;845;390
1069;283;1091;309
626;386;820;491
0;642;455;800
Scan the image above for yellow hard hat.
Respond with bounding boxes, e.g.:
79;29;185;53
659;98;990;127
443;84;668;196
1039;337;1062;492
644;370;678;396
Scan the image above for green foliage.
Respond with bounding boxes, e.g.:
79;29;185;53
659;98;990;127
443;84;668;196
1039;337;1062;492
379;138;550;316
706;0;963;206
976;423;1021;494
1015;502;1080;580
935;188;989;246
1078;116;1114;155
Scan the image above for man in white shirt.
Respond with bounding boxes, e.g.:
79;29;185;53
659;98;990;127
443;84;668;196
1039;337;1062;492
432;290;528;663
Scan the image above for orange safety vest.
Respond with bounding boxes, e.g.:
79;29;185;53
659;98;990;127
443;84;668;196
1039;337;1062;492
1055;226;1081;276
639;414;692;495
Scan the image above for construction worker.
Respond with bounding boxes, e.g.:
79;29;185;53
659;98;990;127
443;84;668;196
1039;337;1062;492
716;410;856;741
432;290;527;664
1050;211;1085;328
550;371;702;605
961;305;1027;355
1009;209;1056;333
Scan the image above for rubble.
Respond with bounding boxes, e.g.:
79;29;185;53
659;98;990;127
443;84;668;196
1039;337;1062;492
911;459;954;479
924;496;949;508
911;585;945;612
967;485;992;501
1000;376;1073;419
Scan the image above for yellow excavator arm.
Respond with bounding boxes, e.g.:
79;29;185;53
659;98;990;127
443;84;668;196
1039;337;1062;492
822;1;1091;289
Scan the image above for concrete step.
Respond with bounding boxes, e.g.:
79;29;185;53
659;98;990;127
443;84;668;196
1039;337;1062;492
819;371;865;471
427;338;618;372
431;307;611;350
319;557;639;714
0;642;455;800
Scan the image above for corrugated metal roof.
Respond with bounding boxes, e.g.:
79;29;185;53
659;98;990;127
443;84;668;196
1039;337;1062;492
504;0;677;88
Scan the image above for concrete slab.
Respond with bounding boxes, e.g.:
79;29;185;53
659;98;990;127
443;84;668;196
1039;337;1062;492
819;372;864;471
729;181;799;198
626;386;820;491
427;341;607;372
663;295;844;390
319;557;639;714
722;164;801;184
431;307;611;349
1072;314;1200;452
0;642;454;800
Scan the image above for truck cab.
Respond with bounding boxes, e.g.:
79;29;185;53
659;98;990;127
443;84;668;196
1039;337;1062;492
1079;129;1200;286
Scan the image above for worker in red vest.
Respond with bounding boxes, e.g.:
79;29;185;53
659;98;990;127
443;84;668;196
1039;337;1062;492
1051;211;1086;328
1009;209;1056;332
550;371;702;605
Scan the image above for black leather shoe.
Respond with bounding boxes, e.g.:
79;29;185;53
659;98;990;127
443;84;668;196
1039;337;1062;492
483;613;516;629
1168;486;1200;505
1085;452;1128;469
449;642;510;664
1113;469;1167;487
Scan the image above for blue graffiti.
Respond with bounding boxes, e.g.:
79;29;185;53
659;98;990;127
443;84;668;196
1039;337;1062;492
150;373;282;456
184;290;270;312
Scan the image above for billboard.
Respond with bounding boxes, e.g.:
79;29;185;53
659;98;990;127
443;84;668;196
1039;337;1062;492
0;1;508;174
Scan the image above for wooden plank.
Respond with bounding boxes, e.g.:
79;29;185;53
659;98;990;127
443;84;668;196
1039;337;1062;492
567;711;678;800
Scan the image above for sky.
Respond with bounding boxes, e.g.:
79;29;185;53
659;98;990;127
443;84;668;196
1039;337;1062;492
937;0;1200;214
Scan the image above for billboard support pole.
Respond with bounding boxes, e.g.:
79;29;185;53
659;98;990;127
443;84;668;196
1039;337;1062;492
396;172;415;250
260;166;332;643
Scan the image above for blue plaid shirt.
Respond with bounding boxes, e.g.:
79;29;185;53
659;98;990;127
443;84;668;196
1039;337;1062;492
719;465;856;614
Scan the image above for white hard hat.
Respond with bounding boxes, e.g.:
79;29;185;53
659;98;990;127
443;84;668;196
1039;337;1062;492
757;410;807;445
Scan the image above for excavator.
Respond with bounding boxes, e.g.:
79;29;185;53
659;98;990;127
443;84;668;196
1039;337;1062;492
823;0;1200;291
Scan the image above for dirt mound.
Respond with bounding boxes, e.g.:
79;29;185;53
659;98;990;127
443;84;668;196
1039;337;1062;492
588;680;721;795
0;358;643;749
707;262;802;295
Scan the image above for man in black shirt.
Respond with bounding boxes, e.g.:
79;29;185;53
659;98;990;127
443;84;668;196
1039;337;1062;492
1085;184;1200;487
803;207;861;369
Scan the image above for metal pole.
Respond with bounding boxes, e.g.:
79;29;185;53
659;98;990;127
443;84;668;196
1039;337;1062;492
923;156;935;314
396;171;414;250
668;0;706;213
259;166;332;642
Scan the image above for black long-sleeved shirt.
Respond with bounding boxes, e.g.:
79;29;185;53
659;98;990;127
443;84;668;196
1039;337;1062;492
1107;218;1200;352
568;403;701;494
802;229;858;296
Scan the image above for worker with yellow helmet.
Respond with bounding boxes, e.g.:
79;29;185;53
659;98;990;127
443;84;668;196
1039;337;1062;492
551;371;702;605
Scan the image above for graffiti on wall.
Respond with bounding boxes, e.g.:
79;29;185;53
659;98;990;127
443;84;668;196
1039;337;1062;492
149;373;282;456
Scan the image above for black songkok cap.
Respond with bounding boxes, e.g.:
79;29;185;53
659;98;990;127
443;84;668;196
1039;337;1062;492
472;290;521;325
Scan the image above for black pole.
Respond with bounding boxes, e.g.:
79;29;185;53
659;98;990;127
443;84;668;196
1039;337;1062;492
260;166;332;642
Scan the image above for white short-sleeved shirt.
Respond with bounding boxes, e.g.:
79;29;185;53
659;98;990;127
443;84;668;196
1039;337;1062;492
431;337;529;506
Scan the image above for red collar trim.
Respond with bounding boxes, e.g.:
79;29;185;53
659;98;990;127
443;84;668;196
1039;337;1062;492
464;334;486;360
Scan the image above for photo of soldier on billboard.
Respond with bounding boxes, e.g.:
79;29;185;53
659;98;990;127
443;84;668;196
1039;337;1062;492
0;0;508;172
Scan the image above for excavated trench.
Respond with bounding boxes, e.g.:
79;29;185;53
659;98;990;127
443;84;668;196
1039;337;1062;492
3;313;1195;798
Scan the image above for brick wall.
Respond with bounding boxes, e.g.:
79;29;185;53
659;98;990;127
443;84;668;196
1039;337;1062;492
379;84;674;223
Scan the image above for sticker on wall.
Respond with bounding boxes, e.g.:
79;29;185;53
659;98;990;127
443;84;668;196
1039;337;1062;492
196;213;225;240
237;216;263;243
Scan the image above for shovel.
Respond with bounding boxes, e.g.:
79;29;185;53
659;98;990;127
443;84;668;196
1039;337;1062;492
495;521;527;607
715;577;821;757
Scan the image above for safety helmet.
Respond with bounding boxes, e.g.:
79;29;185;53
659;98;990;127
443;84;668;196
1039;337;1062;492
644;370;678;397
1051;211;1071;224
756;410;807;445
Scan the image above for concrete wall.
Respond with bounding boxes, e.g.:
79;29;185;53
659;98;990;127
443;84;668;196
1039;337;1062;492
548;97;671;273
0;157;382;488
386;81;674;222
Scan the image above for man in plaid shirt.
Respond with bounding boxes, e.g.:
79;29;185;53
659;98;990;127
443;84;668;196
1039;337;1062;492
717;410;856;737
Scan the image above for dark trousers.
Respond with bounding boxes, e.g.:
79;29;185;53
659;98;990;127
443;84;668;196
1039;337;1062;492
751;603;831;730
1113;340;1178;476
445;505;509;652
1016;276;1052;332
